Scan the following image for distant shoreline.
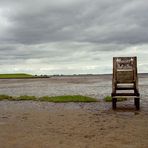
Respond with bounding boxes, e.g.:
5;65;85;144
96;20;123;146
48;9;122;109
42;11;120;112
0;73;147;79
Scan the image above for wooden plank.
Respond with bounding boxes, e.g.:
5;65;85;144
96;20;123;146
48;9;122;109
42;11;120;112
116;87;134;90
112;93;140;96
117;70;134;83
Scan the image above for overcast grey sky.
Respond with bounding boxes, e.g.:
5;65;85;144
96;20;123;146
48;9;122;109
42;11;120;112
0;0;148;75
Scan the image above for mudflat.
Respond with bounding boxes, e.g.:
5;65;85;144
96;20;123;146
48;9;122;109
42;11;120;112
0;75;148;148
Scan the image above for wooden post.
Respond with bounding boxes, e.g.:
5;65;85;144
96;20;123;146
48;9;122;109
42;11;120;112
112;98;117;109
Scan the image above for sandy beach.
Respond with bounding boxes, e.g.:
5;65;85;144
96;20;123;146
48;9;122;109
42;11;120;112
0;75;148;148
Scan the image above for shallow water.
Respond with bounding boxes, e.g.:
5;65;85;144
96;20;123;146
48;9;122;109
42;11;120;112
0;75;147;101
0;76;112;99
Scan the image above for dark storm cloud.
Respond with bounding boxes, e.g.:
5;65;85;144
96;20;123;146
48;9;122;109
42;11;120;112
0;0;148;74
1;0;148;45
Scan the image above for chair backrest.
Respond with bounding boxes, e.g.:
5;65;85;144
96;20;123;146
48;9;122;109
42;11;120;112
113;57;137;83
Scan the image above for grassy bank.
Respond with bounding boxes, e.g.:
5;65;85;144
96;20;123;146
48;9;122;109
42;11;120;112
0;73;34;79
0;95;97;102
104;96;127;102
39;95;97;102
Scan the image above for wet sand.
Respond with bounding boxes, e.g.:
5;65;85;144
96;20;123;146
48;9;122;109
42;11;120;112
0;75;148;148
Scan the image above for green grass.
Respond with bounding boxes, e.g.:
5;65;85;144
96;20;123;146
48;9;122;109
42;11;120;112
0;94;97;102
16;95;37;101
104;96;127;102
39;95;97;103
0;73;34;79
104;96;112;102
0;95;13;101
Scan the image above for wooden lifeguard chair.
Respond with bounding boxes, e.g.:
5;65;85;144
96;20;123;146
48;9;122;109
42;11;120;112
111;57;140;110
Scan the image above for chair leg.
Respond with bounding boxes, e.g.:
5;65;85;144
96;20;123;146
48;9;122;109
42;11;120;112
134;98;136;106
112;98;117;110
134;98;140;110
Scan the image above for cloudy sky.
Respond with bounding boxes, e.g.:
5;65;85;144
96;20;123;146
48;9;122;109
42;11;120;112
0;0;148;75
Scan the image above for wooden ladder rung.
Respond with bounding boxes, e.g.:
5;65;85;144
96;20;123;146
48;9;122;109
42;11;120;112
112;93;139;96
116;87;134;90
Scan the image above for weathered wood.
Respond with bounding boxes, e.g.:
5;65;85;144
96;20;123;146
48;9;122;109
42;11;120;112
112;93;140;96
112;98;117;109
116;87;135;90
117;70;133;83
111;56;140;110
134;97;140;110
